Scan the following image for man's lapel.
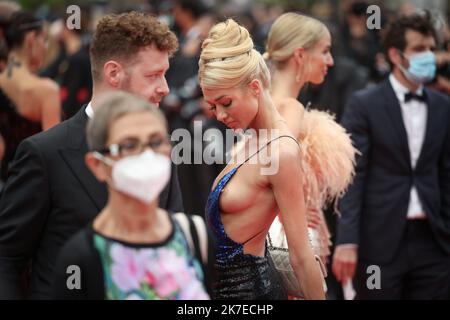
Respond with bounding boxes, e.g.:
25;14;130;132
416;88;440;169
59;107;108;211
382;80;412;170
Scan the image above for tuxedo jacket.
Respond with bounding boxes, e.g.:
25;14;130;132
0;107;184;299
336;80;450;263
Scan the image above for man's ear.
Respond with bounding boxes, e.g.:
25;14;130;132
103;60;125;88
388;47;404;68
85;152;108;182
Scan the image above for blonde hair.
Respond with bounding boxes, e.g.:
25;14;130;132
198;18;271;90
263;12;327;66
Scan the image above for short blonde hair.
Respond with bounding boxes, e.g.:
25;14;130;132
198;18;271;90
263;12;327;67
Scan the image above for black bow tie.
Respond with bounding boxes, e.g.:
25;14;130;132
404;91;426;103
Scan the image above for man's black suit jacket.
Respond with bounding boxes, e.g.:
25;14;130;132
0;107;184;299
336;79;450;264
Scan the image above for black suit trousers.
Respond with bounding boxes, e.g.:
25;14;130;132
354;220;450;299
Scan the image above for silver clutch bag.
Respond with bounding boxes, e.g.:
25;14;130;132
267;218;327;299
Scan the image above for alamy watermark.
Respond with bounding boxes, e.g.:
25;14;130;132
366;5;381;30
66;265;81;290
171;122;284;175
366;265;381;290
65;263;382;292
66;5;81;30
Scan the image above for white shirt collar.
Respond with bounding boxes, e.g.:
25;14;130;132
389;73;424;104
85;102;94;119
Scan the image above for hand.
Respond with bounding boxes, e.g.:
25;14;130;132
430;75;450;95
306;208;323;229
332;245;358;283
435;51;450;66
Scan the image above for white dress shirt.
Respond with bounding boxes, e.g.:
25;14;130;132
85;102;93;119
389;74;427;220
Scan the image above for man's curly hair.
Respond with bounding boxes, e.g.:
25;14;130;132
90;11;178;81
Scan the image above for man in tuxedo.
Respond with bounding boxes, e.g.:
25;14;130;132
0;12;183;299
332;11;450;299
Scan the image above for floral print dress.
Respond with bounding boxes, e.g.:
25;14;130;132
93;219;210;300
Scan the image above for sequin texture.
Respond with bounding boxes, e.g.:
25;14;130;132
205;167;286;300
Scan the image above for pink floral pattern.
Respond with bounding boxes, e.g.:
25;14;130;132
94;223;209;300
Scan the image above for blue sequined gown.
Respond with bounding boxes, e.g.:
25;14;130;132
205;136;297;300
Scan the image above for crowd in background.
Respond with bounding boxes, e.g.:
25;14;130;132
0;0;449;300
1;0;449;207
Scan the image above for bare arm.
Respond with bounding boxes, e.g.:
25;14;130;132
268;141;325;300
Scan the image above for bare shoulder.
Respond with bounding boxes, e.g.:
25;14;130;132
278;97;306;117
269;135;301;165
265;136;302;186
19;78;59;110
23;77;58;96
34;77;59;95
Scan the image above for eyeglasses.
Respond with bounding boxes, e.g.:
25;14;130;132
98;135;171;157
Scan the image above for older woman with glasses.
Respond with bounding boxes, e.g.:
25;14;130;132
51;92;209;300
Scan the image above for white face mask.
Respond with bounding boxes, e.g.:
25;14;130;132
94;150;171;204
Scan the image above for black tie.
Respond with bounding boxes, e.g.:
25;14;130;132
404;91;426;103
